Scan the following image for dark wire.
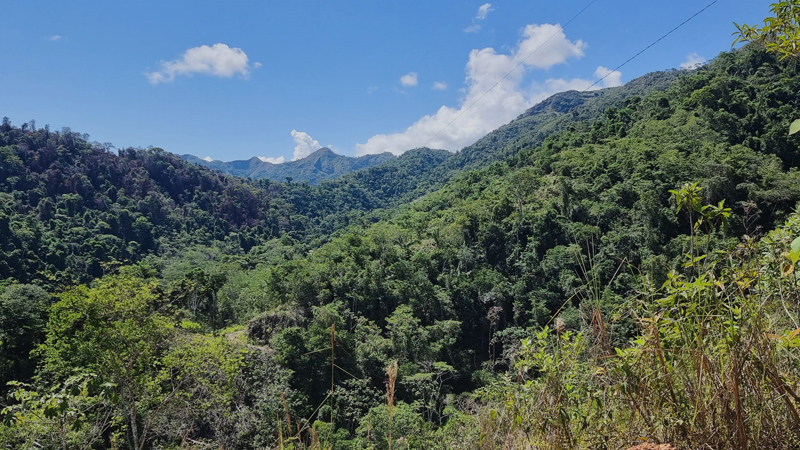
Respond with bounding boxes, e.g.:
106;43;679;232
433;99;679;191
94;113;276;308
584;0;719;91
422;0;600;148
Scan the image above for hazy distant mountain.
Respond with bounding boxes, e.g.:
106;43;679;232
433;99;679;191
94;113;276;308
182;148;395;184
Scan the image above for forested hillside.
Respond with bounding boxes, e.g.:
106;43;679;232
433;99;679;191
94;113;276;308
291;69;684;217
434;69;682;175
3;46;800;449
0;68;673;288
0;129;447;287
228;46;800;434
0;126;301;286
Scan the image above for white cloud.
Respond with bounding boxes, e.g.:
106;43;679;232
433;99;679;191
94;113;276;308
48;35;62;41
258;156;285;164
464;24;482;34
465;3;494;33
356;23;593;156
528;66;621;94
594;66;623;87
476;3;494;20
432;82;448;90
533;78;593;93
367;85;379;94
680;53;706;69
145;43;253;84
202;156;214;162
400;72;418;87
291;130;322;160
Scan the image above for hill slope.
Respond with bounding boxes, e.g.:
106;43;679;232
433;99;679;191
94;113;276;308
186;70;683;210
218;46;800;435
0;127;449;286
309;69;684;214
4;47;800;449
0;129;298;285
0;64;731;288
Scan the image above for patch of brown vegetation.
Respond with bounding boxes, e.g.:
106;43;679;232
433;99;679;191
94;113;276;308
625;444;676;450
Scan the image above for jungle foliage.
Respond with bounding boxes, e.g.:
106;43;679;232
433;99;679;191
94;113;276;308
3;45;800;449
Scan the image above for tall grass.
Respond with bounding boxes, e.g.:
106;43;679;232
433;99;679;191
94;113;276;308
468;210;800;449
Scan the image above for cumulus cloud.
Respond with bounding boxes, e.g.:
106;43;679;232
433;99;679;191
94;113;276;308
527;66;621;95
356;23;596;156
533;78;593;94
291;130;322;160
594;66;623;88
145;43;253;84
258;156;285;164
400;72;418;87
680;53;706;69
529;68;617;95
465;3;494;33
202;156;214;162
48;35;62;41
432;82;448;90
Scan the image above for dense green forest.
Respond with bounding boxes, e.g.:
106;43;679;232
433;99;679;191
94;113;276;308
0;126;446;287
3;45;800;449
0;64;677;289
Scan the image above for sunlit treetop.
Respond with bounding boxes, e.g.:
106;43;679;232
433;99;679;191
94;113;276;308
734;0;800;60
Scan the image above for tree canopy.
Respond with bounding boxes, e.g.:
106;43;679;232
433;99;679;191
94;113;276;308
3;45;800;449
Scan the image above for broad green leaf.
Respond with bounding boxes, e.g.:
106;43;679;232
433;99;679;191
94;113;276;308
790;119;800;135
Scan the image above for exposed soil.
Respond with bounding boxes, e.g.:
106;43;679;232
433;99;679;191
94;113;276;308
626;445;676;450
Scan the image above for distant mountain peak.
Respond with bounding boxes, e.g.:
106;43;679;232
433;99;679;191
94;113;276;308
182;148;396;184
305;147;336;159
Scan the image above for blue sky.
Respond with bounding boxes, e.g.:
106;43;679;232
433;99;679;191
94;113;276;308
0;0;772;162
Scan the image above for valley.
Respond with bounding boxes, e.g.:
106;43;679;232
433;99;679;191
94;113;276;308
2;5;800;448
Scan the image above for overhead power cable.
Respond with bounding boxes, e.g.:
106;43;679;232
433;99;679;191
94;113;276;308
585;0;719;91
422;0;720;149
422;0;599;149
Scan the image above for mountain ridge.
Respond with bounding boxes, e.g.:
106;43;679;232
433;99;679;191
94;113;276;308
182;147;396;185
0;66;704;287
310;68;686;214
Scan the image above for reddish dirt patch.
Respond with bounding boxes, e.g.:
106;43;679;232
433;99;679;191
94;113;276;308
626;445;676;450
